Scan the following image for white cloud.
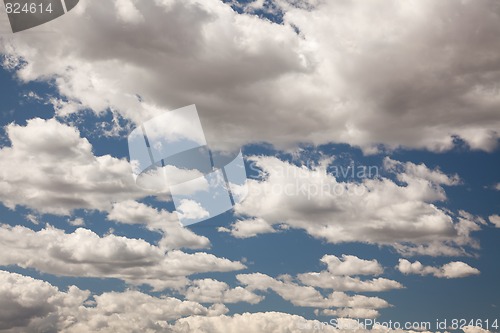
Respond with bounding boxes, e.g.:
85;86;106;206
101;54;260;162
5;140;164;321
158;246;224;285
320;308;379;320
462;326;493;333
233;156;478;256
184;279;264;304
115;0;144;24
173;312;337;333
1;0;499;152
298;274;403;293
68;217;85;226
0;270;89;332
0;270;226;333
489;215;500;228
237;273;389;310
0;270;486;333
384;158;461;186
24;214;39;225
108;200;210;250
397;259;480;279
319;255;384;276
0;224;245;290
171;312;339;333
177;199;210;220
66;290;227;333
220;218;276;238
0;118;147;215
291;255;403;293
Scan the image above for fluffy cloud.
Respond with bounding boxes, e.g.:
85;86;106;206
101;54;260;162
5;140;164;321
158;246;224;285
397;259;480;279
233;156;479;256
171;312;339;333
0;270;88;332
108;200;210;250
237;273;389;311
0;118;147;215
65;290;227;333
320;308;380;320
295;255;403;293
229;254;403;317
318;255;384;276
0;270;226;333
1;0;499;152
462;326;493;333
0;224;245;290
298;274;403;293
0;270;487;333
177;199;210;220
184;279;264;304
219;217;276;238
489;215;500;228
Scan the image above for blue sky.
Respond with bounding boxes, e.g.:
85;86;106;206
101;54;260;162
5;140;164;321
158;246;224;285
0;1;499;332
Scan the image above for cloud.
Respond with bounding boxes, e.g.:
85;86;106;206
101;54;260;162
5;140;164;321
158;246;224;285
0;270;227;333
66;290;227;333
320;308;380;320
489;215;500;228
384;158;461;186
171;312;339;333
233;156;479;256
298;274;403;293
1;0;499;152
108;200;210;250
177;199;210;220
0;224;245;290
237;273;389;311
219;218;276;238
115;0;144;24
0;270;88;331
184;279;264;304
318;255;384;276
462;326;493;333
397;259;480;279
0;270;488;332
0;118;147;215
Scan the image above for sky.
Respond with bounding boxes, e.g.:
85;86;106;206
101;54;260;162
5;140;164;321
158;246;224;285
0;0;499;332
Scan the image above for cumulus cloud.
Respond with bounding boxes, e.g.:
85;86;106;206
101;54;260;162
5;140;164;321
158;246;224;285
233;156;479;256
0;118;147;215
297;274;403;293
237;273;389;311
184;279;264;304
0;225;245;290
108;200;210;250
177;199;210;220
0;270;88;332
462;326;493;333
319;255;384;276
171;312;339;333
0;270;226;333
0;270;487;332
1;0;499;152
397;259;480;279
219;218;276;238
320;308;380;320
489;215;500;228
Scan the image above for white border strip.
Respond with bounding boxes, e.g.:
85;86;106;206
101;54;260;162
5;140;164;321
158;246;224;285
61;0;68;13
